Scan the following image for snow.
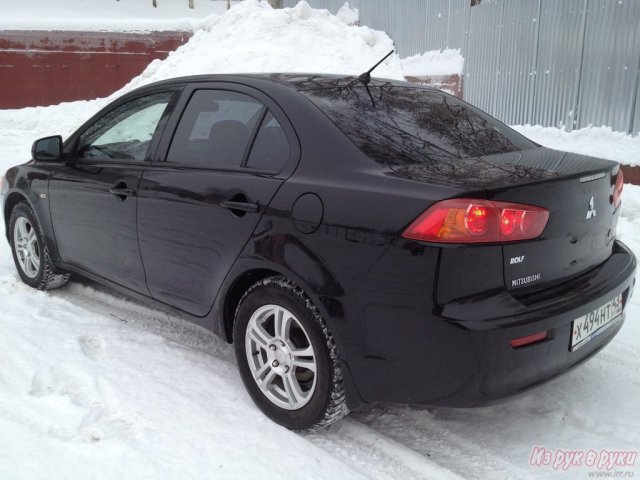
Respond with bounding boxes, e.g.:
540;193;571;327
336;2;359;26
400;49;465;77
1;2;639;479
0;0;236;32
123;0;402;92
513;124;640;167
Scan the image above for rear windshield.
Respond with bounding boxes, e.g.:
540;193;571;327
298;80;536;167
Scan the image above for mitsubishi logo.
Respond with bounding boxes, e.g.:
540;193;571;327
586;196;596;220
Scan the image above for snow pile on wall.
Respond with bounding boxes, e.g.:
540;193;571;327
123;0;403;93
0;0;235;32
512;125;640;166
0;0;403;156
400;49;464;77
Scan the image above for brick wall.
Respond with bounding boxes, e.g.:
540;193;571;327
0;30;191;109
404;74;463;99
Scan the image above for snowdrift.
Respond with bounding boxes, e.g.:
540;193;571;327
122;0;404;93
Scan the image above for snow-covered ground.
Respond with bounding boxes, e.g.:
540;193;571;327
1;2;639;479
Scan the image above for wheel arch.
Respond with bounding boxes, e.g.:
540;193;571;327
3;191;31;240
219;258;344;344
221;268;283;343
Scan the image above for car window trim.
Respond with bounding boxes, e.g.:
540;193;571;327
65;85;184;166
163;88;265;170
241;107;269;168
67;159;150;168
154;82;298;177
147;162;280;176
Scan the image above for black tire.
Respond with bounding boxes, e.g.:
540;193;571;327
233;276;348;431
9;202;69;290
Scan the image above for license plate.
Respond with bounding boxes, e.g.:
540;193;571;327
571;294;623;352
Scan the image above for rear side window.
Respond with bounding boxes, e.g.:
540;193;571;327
167;89;263;167
299;80;536;167
246;112;290;171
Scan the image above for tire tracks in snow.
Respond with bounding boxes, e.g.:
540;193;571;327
9;272;640;480
306;419;465;480
349;407;539;480
45;278;467;480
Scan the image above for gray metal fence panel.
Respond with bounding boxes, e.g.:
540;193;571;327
634;76;640;135
576;0;640;133
282;0;640;134
446;0;471;51
463;0;503;114
493;0;540;125
529;0;587;130
421;0;451;53
283;0;455;56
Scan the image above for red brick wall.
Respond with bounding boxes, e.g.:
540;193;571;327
404;74;463;99
0;30;191;109
620;165;640;187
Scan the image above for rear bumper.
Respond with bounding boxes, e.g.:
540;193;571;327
345;240;636;407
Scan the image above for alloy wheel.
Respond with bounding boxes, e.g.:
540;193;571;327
245;304;317;410
13;216;40;279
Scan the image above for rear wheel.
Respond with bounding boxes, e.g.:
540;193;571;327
9;202;69;290
233;276;348;430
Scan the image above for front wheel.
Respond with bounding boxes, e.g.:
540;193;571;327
233;276;348;431
9;202;69;290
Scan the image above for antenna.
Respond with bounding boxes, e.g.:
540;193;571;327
357;49;394;108
358;49;395;86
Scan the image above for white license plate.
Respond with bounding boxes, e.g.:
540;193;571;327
571;294;623;352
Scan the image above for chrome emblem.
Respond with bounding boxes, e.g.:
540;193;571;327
586;196;596;220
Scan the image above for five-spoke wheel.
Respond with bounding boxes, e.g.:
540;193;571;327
245;304;317;410
234;276;348;430
13;216;41;278
9;202;69;290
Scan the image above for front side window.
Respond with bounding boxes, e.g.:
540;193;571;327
167;89;264;168
77;92;173;161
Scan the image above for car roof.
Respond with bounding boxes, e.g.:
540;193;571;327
130;73;425;94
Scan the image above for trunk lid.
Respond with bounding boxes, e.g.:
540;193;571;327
390;147;620;296
486;148;620;293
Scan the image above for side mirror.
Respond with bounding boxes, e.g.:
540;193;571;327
32;135;63;162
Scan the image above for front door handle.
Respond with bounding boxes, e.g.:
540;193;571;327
220;200;259;213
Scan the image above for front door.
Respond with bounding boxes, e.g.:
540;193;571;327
49;91;176;293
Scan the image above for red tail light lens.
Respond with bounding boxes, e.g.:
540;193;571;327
402;198;549;243
465;204;490;235
612;169;624;209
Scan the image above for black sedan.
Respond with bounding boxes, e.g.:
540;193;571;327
1;73;635;431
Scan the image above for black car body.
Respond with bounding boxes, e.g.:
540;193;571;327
1;74;635;429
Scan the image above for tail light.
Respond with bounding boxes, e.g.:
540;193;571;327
402;198;549;243
612;169;624;209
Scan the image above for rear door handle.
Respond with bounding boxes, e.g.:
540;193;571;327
220;200;259;213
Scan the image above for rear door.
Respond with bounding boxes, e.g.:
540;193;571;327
137;83;298;316
49;89;178;293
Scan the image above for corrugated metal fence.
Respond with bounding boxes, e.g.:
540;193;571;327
284;0;640;134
